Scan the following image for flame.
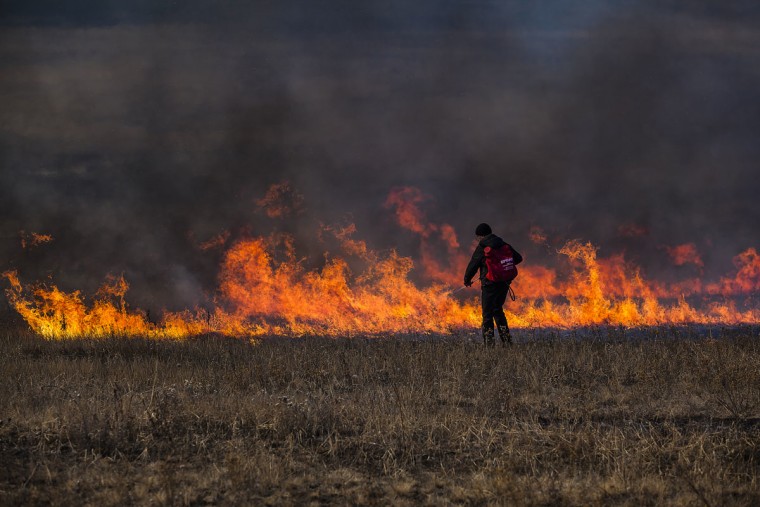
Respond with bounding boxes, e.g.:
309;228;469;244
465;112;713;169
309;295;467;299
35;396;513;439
706;248;760;295
320;223;369;257
20;231;53;249
510;242;759;328
665;243;704;268
198;230;231;251
384;186;469;285
529;226;548;245
255;181;304;218
216;236;476;335
3;187;760;340
3;271;159;339
384;187;430;236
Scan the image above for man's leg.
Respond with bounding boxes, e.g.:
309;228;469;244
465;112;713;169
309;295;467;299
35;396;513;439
481;285;496;347
493;283;512;345
497;322;512;345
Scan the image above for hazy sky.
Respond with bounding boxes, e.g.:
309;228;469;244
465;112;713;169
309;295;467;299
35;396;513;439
2;1;759;308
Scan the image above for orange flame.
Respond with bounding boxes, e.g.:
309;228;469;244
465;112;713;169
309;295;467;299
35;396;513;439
3;188;760;340
665;243;704;268
216;236;476;336
529;226;548;245
320;223;370;258
256;181;304;218
4;271;159;339
6;234;759;340
384;187;431;237
384;186;468;285
20;231;53;250
706;248;760;295
198;230;231;251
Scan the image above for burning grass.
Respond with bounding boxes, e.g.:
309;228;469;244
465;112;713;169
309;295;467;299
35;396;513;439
1;327;759;505
4;185;760;339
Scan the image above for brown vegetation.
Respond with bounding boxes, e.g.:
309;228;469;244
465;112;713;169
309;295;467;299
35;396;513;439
1;328;759;505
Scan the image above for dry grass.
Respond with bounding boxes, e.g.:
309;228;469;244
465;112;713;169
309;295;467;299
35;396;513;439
1;327;759;505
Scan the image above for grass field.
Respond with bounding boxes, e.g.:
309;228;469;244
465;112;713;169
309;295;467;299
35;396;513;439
1;327;759;505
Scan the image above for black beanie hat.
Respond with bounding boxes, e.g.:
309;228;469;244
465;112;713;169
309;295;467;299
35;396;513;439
475;223;492;236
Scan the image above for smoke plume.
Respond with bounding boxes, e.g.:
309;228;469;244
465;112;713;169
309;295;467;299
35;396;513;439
2;1;759;314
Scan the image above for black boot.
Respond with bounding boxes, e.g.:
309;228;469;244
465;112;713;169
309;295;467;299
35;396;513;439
498;325;512;346
483;328;495;347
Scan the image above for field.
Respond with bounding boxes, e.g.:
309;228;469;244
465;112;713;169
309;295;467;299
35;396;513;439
1;327;759;506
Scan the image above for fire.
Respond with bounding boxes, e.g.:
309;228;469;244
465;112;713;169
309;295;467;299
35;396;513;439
385;186;469;285
320;223;369;257
384;187;430;236
255;181;304;218
20;231;53;249
217;236;476;335
665;243;704;268
509;242;759;328
3;271;161;339
706;248;760;295
198;230;231;251
3;186;760;340
529;226;548;245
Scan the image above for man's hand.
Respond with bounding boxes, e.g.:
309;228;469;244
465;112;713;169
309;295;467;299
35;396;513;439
464;279;472;287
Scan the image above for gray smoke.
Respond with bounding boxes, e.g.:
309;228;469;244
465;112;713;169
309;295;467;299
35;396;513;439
2;1;759;311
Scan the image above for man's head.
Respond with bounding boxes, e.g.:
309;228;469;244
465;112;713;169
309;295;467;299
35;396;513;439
475;223;492;238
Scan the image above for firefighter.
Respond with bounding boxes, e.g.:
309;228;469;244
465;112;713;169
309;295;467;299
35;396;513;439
464;223;523;346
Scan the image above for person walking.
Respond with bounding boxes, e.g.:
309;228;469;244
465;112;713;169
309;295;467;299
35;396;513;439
464;223;523;346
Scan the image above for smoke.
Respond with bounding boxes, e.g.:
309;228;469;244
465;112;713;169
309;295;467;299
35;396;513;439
2;1;760;312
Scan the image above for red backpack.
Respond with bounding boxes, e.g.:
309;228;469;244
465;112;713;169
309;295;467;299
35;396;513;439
484;244;518;282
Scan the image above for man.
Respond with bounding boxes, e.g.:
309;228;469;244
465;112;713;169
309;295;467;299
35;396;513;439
464;223;523;346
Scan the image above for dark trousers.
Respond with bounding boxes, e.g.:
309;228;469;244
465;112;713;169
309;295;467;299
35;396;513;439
481;281;510;341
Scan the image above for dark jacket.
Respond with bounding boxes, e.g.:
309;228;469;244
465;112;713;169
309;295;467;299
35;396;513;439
464;234;523;286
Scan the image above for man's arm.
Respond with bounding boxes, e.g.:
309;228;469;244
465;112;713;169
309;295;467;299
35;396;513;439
464;245;484;285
